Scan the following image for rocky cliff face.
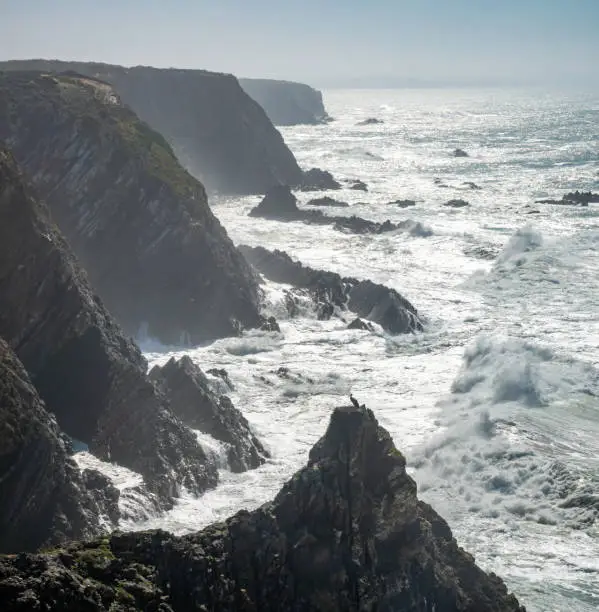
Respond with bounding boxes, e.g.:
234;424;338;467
0;147;216;502
0;60;304;193
0;71;262;344
239;78;330;125
0;405;524;611
0;336;119;553
149;356;269;472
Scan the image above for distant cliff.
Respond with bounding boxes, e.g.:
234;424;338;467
239;78;330;125
0;60;303;193
0;405;524;611
0;71;262;344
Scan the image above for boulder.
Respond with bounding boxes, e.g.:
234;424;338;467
0;71;262;345
249;185;302;219
391;198;417;207
239;246;423;334
349;179;368;191
0;59;304;194
259;315;281;332
453;148;469;157
0;405;524;611
357;117;384;125
299;167;342;191
347;317;374;331
0;337;118;552
0;147;216;503
149;356;269;472
306;196;349;208
333;216;399;234
444;198;470;208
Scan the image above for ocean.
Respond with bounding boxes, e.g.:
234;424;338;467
82;88;599;611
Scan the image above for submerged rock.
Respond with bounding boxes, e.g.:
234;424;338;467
536;191;599;206
150;357;269;472
0;405;524;611
463;181;482;190
453;148;469;157
0;147;216;504
0;337;118;552
347;317;374;331
299;167;342;191
349;179;368;191
357;117;384;125
391;198;417;207
307;196;349;208
239;246;423;334
0;71;262;345
444;198;471;208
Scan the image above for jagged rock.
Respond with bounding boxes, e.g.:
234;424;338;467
347;317;374;331
349;179;368;191
391;198;417;207
239;246;423;334
0;59;303;194
149;357;269;472
536;191;599;206
0;71;262;344
206;368;234;390
239;78;330;125
259;315;281;332
0;147;216;503
249;186;402;235
357;117;384;125
299;167;342;191
0;405;524;611
453;148;469;157
444;198;470;208
463;181;482;190
306;196;349;208
0;337;118;553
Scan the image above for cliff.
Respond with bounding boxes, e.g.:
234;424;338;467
0;147;216;503
0;59;303;193
239;78;330;125
0;405;524;611
0;71;262;344
0;336;120;553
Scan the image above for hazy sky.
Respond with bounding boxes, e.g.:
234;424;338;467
1;0;598;87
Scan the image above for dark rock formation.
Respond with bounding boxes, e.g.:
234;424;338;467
307;196;349;208
0;147;216;502
391;198;417;207
299;167;342;191
536;191;599;206
0;337;118;553
463;181;482;190
453;148;469;157
0;59;303;193
0;405;524;611
259;315;281;332
444;198;471;208
149;356;269;473
239;246;423;334
357;117;384;125
349;179;368;191
239;78;330;125
206;368;234;390
0;71;262;344
347;317;374;331
249;186;404;235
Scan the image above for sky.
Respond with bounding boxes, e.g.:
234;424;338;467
1;0;598;88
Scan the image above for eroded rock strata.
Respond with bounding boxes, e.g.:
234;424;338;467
0;405;524;611
239;246;423;334
150;356;269;472
0;71;262;344
0;147;216;503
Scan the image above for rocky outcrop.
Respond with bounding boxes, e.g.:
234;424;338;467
349;179;368;191
536;191;599;206
0;147;216;502
299;167;342;191
0;71;262;344
0;59;304;193
453;148;469;157
307;196;349;207
357;117;384;125
347;317;374;331
0;337;119;553
249;186;406;235
444;198;470;208
239;78;330;125
0;405;524;611
239;246;423;334
149;356;269;472
392;199;417;207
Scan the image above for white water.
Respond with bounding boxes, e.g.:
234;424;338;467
99;88;599;611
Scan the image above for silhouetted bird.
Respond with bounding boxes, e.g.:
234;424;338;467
350;394;360;409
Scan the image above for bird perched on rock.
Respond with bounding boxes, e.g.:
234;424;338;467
350;394;361;409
